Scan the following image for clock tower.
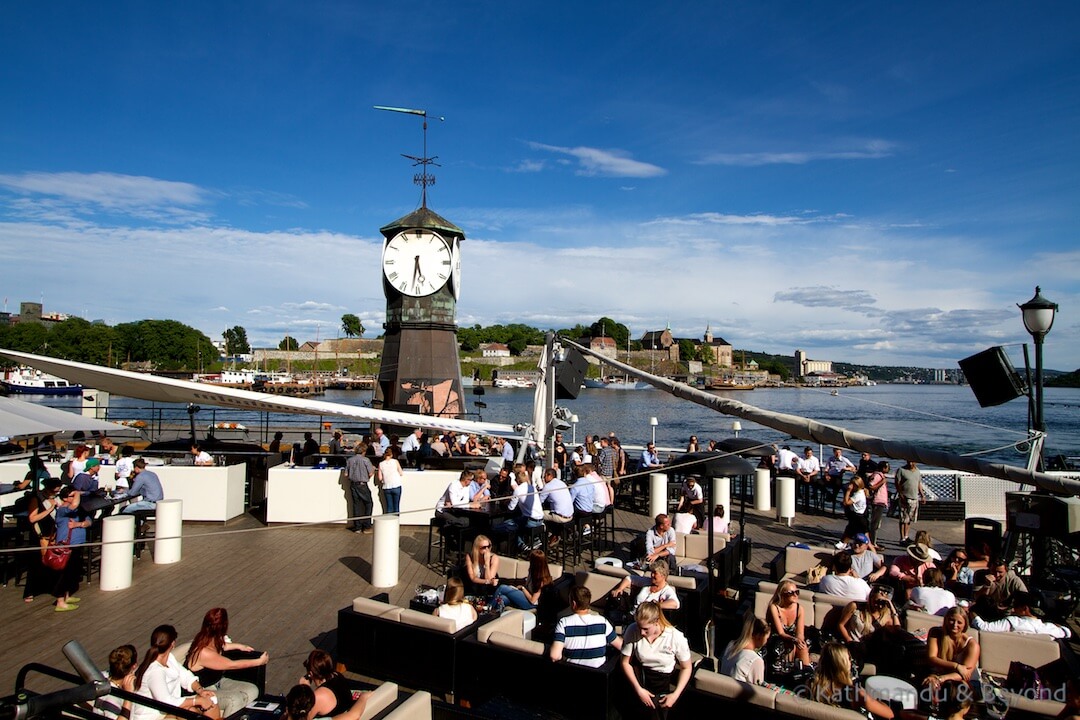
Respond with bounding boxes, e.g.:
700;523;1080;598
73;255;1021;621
373;206;466;420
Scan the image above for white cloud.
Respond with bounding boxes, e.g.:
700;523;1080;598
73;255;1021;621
697;140;896;166
527;142;666;178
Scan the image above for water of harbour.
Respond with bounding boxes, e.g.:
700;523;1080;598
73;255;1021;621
26;384;1080;466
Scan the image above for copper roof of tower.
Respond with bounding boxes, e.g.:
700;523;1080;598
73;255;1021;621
380;206;463;237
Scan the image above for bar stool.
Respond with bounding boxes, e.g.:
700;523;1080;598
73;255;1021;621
426;515;446;565
131;509;156;558
567;512;597;567
438;523;470;574
516;523;546;556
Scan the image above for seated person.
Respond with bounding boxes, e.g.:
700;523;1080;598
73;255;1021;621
132;625;222;720
184;607;266;716
282;684;370;720
491;550;552;610
435;471;477;529
970;592;1071;639
120;459;165;514
539;467;574;541
643;513;677;572
720;613;770;684
702;504;729;535
941;548;974;598
95;645;138;720
908;567;957;616
837;584;899;645
297;650;352;718
972;556;1027;620
493;471;544;552
550;585;621;668
607;560;681;613
463;534;500;593
72;458;102;493
809;643;894;718
849;533;886;583
816;551;871;602
434;577;478;632
468;470;491;501
765;580;811;667
672;510;697;534
889;542;936;595
191;444;214;466
923;607;979;693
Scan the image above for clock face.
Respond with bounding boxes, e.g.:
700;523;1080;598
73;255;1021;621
450;238;462;300
382;230;452;297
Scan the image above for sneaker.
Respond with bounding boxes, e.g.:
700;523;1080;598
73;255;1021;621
582;525;592;536
361;528;373;535
900;537;912;546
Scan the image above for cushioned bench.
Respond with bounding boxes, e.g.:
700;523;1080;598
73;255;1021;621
684;668;867;720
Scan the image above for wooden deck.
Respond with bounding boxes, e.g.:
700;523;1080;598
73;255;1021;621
0;499;967;698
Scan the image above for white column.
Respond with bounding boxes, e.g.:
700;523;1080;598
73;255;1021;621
648;473;668;519
754;468;772;511
100;514;135;591
154;499;183;565
371;514;400;588
778;476;796;527
712;476;731;516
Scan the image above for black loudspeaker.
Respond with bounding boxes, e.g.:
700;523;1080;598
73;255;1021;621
555;347;588;399
958;346;1026;408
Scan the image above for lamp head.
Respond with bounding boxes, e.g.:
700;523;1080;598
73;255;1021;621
1019;286;1058;337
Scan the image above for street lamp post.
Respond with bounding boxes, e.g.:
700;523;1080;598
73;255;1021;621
649;416;658;445
570;414;579;446
732;421;742;438
1019;286;1058;470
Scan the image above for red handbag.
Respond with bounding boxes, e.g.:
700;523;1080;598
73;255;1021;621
42;529;72;571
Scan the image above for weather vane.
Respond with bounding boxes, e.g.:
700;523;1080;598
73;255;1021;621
374;105;445;208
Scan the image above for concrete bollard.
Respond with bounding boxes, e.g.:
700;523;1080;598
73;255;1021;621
371;514;400;588
100;514;135;591
754;468;772;511
778;476;796;527
712;476;731;517
649;473;668;519
154;499;183;564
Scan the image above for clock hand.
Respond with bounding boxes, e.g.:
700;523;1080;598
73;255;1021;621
413;255;422;290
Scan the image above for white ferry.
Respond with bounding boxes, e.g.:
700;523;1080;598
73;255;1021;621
1;366;82;395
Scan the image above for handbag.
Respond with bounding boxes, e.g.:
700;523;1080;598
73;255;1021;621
42;528;72;571
1006;661;1049;700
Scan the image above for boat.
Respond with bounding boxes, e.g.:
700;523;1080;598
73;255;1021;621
493;377;535;388
1;366;82;395
583;376;652;390
707;381;755;391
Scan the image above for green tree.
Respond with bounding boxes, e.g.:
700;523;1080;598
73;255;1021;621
590;317;630;349
113;319;216;370
678;338;699;363
222;326;250;355
0;321;49;355
759;359;790;381
341;313;364;338
279;335;298;351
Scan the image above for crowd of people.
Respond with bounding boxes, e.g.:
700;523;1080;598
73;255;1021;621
10;442;164;611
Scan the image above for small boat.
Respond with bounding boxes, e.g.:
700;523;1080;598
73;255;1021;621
583;377;652;390
708;382;755;391
493;377;536;388
1;366;83;395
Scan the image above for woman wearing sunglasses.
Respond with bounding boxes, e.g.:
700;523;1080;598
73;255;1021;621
766;580;811;667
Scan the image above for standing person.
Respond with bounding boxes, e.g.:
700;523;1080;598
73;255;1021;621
53;486;89;612
184;608;267;716
345;444;375;533
377;447;404;514
866;461;889;547
500;437;515;468
721;613;770;684
620;601;693;719
596;436;618;481
895;459;925;545
676;475;704;528
23;477;62;604
120;459;165;515
839;475;869;546
550;585;622;667
796;447;823;513
302;433;321;460
133;625;221;720
114;445;135;490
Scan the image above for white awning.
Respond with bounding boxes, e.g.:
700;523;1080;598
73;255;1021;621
0;396;131;440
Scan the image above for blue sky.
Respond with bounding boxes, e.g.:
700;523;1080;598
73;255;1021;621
1;2;1078;370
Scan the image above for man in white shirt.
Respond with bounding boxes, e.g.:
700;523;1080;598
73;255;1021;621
436;470;477;528
971;593;1071;639
401;428;422;467
796;447;822;513
815;551;870;602
644;514;677;572
677;475;704;527
373;427;390;455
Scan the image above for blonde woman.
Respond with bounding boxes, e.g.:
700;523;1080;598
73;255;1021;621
434;577;477;632
621;602;693;718
765;579;811;667
924;607;979;691
809;643;893;718
720;613;770;684
465;535;500;592
838;584;899;644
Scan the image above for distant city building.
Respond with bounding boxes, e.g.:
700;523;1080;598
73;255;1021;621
480;343;510;358
934;368;947;383
640;329;674;351
298;341;320;352
700;326;733;367
6;301;70;326
795;349;832;377
587;336;618;358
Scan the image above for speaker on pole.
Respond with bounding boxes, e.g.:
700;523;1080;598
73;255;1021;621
958;346;1026;408
555;348;587;400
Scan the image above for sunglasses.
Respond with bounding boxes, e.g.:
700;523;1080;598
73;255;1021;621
782;590;799;597
478;544;491;549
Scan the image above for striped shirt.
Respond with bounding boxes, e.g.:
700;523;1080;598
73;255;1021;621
553;613;617;668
